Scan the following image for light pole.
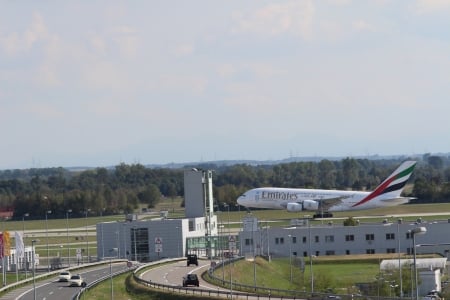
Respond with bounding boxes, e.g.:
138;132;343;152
411;227;427;300
45;210;52;272
22;213;29;278
288;234;293;282
109;248;118;300
31;239;39;300
85;208;90;263
133;226;137;261
397;218;403;297
123;223;128;260
308;217;314;293
66;209;72;267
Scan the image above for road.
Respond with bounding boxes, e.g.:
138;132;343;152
140;259;226;291
138;259;289;300
0;262;129;300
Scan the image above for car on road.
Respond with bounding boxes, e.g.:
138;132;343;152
58;271;71;282
182;273;199;287
186;254;198;266
69;274;87;287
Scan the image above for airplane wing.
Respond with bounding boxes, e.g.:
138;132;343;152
317;196;350;211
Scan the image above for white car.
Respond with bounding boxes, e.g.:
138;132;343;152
69;274;87;287
58;271;71;282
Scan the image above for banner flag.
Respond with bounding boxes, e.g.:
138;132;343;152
15;231;24;261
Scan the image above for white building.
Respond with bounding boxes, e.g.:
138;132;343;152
96;215;217;261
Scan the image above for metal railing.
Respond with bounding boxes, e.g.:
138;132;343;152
72;260;135;300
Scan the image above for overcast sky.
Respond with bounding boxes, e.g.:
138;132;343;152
1;1;449;169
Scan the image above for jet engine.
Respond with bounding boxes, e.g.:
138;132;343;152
286;200;319;212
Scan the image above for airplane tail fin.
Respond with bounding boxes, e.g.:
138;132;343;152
352;160;417;207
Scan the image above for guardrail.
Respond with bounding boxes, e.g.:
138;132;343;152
0;260;123;297
72;260;135;300
131;257;297;299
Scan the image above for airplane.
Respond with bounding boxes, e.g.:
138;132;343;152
236;160;417;218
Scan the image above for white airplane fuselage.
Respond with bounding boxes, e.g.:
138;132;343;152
237;187;409;212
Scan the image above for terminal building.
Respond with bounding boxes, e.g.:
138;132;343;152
96;169;218;261
238;216;450;296
238;217;450;258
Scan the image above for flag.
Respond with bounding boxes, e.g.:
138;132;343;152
3;231;10;256
0;233;3;259
15;231;24;261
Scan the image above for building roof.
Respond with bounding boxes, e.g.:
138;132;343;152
380;258;447;270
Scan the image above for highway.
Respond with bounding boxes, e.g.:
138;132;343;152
0;262;129;300
138;259;286;300
140;259;227;291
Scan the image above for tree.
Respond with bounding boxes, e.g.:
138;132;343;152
138;184;161;208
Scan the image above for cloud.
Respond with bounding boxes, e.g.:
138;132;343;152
111;25;140;59
352;20;376;32
0;11;49;55
231;1;315;40
412;0;450;14
172;43;195;57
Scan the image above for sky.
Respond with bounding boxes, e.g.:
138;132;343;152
1;1;450;169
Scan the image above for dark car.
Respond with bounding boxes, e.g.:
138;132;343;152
186;254;198;266
182;273;199;287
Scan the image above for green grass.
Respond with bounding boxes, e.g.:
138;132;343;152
211;255;415;296
79;272;132;300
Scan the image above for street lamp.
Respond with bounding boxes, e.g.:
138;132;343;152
22;213;29;278
133;226;137;262
66;209;72;267
45;210;52;272
288;234;293;282
308;217;314;293
31;239;39;300
397;218;403;297
109;248;118;300
85;208;90;263
410;227;427;300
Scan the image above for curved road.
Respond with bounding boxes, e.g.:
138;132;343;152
0;262;130;300
140;259;229;291
139;259;277;300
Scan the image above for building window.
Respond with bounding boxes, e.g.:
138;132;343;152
325;250;335;255
275;237;285;245
365;234;375;241
386;233;395;240
315;251;320;256
406;232;412;239
387;248;396;253
303;251;308;257
131;227;149;262
346;250;350;255
366;249;375;254
292;236;297;244
325;235;334;243
245;238;253;246
315;236;319;243
345;235;354;241
302;236;307;243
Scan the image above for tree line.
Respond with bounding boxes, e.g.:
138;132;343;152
0;154;449;220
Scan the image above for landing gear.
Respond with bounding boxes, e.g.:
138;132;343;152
313;212;333;218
